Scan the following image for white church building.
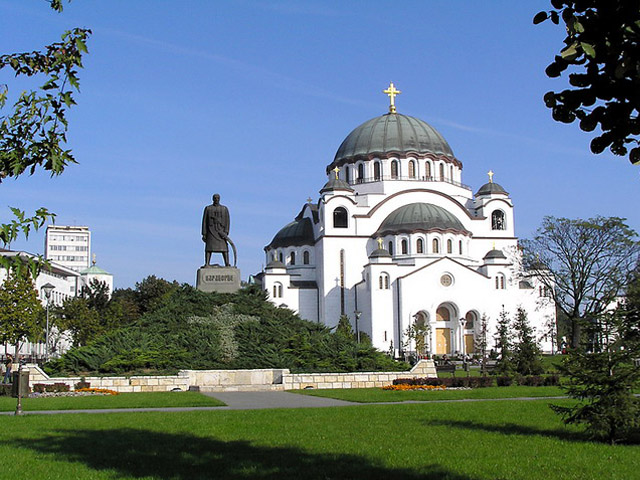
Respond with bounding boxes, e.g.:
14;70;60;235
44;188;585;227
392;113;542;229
260;84;555;357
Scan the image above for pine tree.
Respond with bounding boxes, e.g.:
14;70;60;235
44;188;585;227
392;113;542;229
512;307;544;375
474;314;489;375
493;308;513;375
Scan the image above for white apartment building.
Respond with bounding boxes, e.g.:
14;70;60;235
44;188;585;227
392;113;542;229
45;225;91;272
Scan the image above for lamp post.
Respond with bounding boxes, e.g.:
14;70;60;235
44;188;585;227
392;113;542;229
354;310;361;344
41;283;55;363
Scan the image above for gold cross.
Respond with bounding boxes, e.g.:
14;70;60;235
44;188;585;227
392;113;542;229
333;166;340;179
487;170;494;183
92;253;96;266
307;197;313;203
383;82;401;113
377;238;383;249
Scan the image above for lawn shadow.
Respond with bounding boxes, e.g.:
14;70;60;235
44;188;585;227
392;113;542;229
16;427;481;480
424;418;590;444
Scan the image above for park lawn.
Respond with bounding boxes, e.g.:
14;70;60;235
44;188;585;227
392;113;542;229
0;391;225;412
292;385;565;402
0;399;636;479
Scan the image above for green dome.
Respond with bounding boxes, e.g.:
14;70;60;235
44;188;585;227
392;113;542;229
329;113;454;170
267;217;314;249
476;182;508;196
376;203;469;236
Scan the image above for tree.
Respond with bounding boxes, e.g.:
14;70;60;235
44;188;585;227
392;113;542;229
335;315;355;341
493;308;514;375
0;1;91;273
0;269;44;356
53;296;101;347
474;314;489;374
135;275;180;314
552;307;640;444
534;1;640;165
522;216;640;348
80;279;110;311
512;307;544;375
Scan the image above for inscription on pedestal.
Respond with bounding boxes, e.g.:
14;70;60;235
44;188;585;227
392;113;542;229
196;266;241;293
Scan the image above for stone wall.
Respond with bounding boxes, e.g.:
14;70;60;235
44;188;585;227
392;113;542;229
24;360;436;393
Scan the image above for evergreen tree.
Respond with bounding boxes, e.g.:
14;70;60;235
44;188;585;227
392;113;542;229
474;314;489;375
512;307;544;375
0;269;44;356
493;308;514;375
335;315;355;341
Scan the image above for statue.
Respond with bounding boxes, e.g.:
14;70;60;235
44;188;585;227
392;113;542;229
202;193;231;267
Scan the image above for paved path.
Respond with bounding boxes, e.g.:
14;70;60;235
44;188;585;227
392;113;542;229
201;391;357;410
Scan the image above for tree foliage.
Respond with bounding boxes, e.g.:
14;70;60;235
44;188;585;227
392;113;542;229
493;308;514;375
0;268;44;352
512;307;544;376
46;285;409;375
0;1;91;273
535;1;640;165
522;216;640;348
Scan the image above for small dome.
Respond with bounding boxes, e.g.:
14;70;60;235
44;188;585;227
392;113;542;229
369;248;392;259
483;249;507;260
476;182;507;196
376;203;469;236
320;176;354;194
267;217;314;249
328;113;455;171
266;259;286;269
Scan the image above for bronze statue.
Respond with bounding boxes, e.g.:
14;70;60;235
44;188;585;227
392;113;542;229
202;193;231;266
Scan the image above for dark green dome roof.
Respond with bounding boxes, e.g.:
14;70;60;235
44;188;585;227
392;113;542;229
331;113;454;169
320;176;354;194
376;203;469;236
476;182;507;196
267;217;314;249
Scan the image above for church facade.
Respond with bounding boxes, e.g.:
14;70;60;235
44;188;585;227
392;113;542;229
260;84;555;356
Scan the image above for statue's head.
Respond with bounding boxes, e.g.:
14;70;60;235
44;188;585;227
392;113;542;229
212;193;220;204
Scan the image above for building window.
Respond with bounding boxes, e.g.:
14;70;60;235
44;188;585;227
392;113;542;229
379;273;390;289
408;160;416;178
449;165;454;181
495;274;505;290
279;252;283;262
436;306;450;322
432;238;440;253
388;241;393;256
273;283;283;298
492;210;506;230
345;166;351;184
417;238;424;254
447;239;453;254
425;161;431;179
439;163;445;180
391;160;399;179
401;239;408;254
465;311;475;329
289;252;295;265
374;161;381;180
459;240;463;255
333;207;348;228
357;163;365;183
379;275;383;289
303;251;310;265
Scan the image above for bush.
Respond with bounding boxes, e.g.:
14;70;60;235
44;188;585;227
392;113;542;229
393;376;494;388
519;375;545;387
33;383;70;393
74;377;91;390
544;374;560;386
496;376;514;386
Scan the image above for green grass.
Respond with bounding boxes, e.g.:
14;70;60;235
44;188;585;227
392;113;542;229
0;391;224;411
0;399;637;479
292;385;565;402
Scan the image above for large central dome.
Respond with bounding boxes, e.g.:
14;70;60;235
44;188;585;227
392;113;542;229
376;203;469;236
332;113;454;166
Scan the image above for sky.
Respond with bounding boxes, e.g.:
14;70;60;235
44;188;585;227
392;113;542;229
2;0;638;289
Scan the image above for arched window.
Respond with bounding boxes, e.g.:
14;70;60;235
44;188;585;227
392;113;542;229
333;207;348;228
303;251;310;265
391;160;399;179
425;162;431;179
439;163;445;180
432;238;440;253
492;210;506;230
273;282;283;298
401;239;408;254
417;238;424;254
388;241;394;256
408;160;416;178
357;163;364;183
449;165;454;181
379;275;383;289
289;252;295;265
279;252;283;262
374;161;381;180
447;239;453;254
495;274;505;290
436;306;450;322
345;167;350;184
465;311;475;329
379;273;390;290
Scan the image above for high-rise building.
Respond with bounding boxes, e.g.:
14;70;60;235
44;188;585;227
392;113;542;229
45;225;91;272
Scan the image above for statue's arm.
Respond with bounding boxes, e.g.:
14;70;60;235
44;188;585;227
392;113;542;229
201;208;208;239
224;207;230;235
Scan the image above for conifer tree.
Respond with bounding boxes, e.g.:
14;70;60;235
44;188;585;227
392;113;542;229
512;307;544;375
493;308;513;375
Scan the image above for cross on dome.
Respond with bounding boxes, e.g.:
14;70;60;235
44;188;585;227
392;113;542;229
487;170;494;183
383;82;401;114
333;166;340;179
377;238;384;249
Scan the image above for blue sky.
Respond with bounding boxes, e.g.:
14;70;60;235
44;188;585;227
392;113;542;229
2;1;638;289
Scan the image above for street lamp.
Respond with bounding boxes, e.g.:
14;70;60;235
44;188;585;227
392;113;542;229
354;311;361;344
41;283;55;363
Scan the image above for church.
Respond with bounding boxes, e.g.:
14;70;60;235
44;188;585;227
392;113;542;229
260;84;555;357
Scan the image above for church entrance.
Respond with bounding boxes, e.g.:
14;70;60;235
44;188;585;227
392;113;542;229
435;328;450;354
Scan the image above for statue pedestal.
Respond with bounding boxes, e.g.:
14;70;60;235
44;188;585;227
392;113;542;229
196;266;241;293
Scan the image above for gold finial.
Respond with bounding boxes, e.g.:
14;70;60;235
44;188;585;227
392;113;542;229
333;166;340;179
377;238;384;249
307;197;313;203
383;82;401;114
92;253;96;266
492;242;496;250
487;170;494;183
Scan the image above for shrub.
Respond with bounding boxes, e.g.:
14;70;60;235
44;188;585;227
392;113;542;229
393;376;494;388
33;383;71;393
496;376;514;386
519;375;545;387
74;377;91;390
544;374;560;386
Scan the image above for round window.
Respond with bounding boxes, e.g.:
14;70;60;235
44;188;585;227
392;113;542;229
440;274;453;287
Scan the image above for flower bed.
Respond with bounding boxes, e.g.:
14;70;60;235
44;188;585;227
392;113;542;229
29;387;119;398
383;384;447;391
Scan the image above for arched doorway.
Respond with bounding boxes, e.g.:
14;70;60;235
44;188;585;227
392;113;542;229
435;303;457;355
463;311;478;354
